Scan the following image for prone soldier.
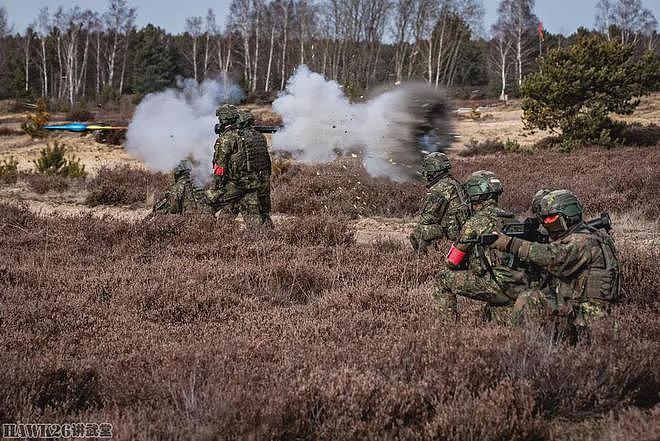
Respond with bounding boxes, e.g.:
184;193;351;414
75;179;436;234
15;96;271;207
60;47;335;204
150;160;212;217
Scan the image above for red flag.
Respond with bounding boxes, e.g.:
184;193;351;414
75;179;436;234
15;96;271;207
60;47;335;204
538;21;544;41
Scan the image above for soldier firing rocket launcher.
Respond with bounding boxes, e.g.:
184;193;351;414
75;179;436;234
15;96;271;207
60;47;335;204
461;212;612;245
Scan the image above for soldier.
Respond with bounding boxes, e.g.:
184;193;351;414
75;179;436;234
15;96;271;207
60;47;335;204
150;160;211;216
410;152;470;253
206;105;274;228
434;170;528;323
487;190;620;336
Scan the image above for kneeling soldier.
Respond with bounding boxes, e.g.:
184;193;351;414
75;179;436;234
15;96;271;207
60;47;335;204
434;171;529;323
488;190;620;337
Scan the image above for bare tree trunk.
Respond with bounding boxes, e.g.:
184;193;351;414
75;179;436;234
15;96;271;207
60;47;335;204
41;39;48;97
216;37;224;72
76;32;90;96
56;33;63;99
279;2;289;90
192;33;198;82
119;32;129;95
95;33;101;96
225;37;232;72
265;24;275;91
321;40;328;75
108;32;119;88
24;31;31;92
434;15;447;88
298;2;305;65
204;32;210;78
252;5;260;92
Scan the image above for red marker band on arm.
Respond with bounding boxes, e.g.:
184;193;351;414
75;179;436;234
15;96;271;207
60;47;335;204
213;165;225;176
447;245;466;266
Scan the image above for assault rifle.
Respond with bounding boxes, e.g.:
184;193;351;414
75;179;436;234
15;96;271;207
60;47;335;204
460;212;612;246
214;123;281;135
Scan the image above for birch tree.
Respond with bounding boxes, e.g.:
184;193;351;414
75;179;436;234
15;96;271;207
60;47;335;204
490;21;512;100
104;0;136;89
229;0;253;88
204;9;216;78
185;16;202;82
496;0;538;87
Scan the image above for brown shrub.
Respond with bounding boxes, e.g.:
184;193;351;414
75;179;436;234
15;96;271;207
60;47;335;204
0;203;657;439
25;173;71;194
459;138;505;156
0;127;23;136
272;159;424;218
621;123;660;147
279;216;355;246
85;165;169;207
65;105;94;122
451;146;660;219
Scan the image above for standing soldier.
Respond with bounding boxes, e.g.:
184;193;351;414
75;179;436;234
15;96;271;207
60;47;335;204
410;152;470;252
206;105;274;228
487;190;620;337
434;170;528;323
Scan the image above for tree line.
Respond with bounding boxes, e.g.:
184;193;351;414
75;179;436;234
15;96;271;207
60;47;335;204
0;0;657;104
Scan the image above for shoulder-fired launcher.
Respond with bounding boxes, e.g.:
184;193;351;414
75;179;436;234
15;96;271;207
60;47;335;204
461;212;612;245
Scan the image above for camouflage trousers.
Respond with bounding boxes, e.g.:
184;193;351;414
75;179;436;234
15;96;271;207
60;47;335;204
512;289;610;339
207;174;273;229
434;268;520;324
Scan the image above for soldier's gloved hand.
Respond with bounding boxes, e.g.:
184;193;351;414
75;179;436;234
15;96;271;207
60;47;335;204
490;232;511;251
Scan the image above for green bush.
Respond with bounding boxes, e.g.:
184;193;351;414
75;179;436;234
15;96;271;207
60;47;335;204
521;35;660;150
66;104;94;122
32;141;87;178
0;157;19;183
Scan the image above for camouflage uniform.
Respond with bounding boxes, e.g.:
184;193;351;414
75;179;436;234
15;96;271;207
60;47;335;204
411;153;470;251
491;190;620;333
207;106;273;228
434;171;527;323
151;160;211;216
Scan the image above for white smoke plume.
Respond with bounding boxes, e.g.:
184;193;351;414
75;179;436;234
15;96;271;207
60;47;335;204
125;75;244;183
272;66;452;181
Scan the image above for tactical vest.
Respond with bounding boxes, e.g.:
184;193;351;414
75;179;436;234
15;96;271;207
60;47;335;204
575;227;620;303
467;205;517;274
444;176;471;232
229;128;271;178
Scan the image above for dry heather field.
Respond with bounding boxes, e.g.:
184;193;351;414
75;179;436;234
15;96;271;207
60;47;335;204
0;98;659;440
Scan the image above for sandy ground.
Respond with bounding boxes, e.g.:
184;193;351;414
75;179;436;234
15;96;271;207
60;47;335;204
2;93;659;172
1;94;658;244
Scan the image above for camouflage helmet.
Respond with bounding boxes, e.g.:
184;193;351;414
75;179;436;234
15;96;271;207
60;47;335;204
531;188;555;216
421;152;451;182
216;104;240;129
172;159;192;182
464;170;503;203
237;109;255;128
538;190;583;227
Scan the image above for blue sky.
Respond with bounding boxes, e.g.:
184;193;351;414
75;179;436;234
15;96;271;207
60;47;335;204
3;0;659;36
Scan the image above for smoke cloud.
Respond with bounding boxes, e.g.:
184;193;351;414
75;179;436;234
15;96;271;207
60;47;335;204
125;75;244;183
272;66;451;181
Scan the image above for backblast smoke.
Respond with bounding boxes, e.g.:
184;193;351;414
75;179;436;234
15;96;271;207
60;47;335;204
272;66;452;181
125;75;244;183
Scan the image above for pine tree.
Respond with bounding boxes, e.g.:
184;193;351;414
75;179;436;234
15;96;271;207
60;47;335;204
132;24;178;94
